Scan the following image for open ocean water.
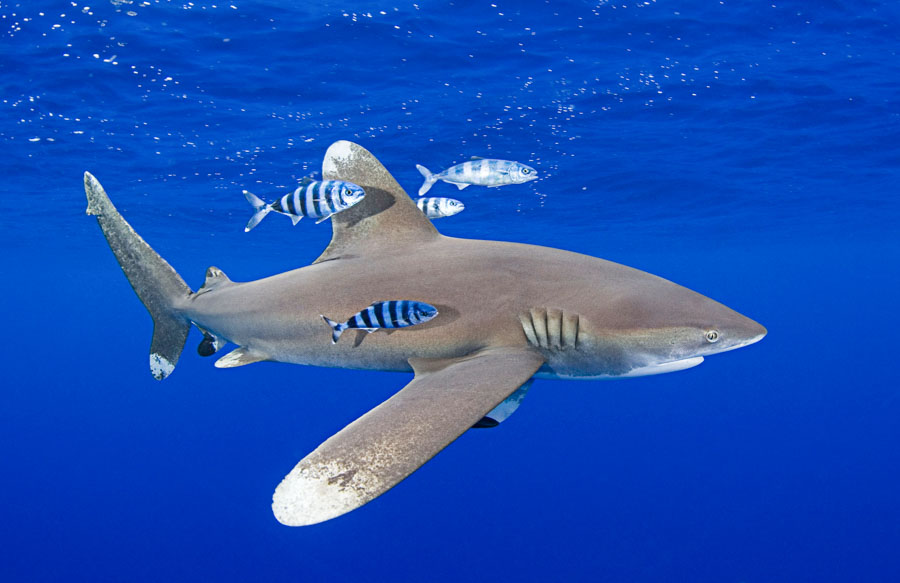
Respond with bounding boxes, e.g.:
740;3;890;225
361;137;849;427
3;1;899;581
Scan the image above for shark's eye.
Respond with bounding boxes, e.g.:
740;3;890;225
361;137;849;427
706;330;719;343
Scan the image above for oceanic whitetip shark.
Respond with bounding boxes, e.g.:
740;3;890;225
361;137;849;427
84;140;766;526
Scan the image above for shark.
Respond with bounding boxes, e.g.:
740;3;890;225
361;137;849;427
84;140;766;527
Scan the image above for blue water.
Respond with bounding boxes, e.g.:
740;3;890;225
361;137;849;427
3;1;899;581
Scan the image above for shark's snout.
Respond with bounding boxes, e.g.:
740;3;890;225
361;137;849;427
712;316;767;355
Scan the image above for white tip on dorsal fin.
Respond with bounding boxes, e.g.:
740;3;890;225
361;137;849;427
314;141;439;264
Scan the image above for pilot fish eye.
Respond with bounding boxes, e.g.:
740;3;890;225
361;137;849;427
706;330;720;343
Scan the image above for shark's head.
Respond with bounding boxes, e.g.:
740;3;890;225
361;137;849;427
511;163;538;184
579;275;766;378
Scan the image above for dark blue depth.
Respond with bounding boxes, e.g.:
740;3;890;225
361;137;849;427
2;1;899;581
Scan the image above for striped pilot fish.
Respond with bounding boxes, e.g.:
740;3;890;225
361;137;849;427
415;197;465;219
243;178;365;232
416;157;537;196
321;300;439;344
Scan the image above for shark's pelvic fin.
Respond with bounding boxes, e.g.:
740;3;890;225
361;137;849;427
314;141;440;264
271;346;545;526
214;347;270;368
84;172;192;380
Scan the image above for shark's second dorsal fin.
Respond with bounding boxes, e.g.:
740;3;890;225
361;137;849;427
195;266;234;296
314;141;439;264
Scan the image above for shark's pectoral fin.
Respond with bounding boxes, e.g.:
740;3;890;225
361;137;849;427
314;141;439;264
473;378;533;428
214;347;269;368
271;346;545;526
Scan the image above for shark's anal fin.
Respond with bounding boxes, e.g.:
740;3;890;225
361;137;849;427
214;347;269;368
197;328;225;357
314;141;439;264
271;346;545;526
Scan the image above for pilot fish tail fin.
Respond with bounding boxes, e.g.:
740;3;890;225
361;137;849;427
243;190;272;232
84;172;193;380
321;315;347;344
415;164;437;196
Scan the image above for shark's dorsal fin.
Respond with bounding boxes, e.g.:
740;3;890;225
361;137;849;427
314;141;439;264
196;266;234;296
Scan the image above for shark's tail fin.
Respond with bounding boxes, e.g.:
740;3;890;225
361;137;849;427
243;190;273;232
84;172;193;380
321;315;346;344
415;164;438;196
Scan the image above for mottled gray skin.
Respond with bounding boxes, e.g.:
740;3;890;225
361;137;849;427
84;140;765;527
183;235;762;378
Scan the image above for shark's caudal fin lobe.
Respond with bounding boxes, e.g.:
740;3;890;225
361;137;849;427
84;172;192;380
315;141;439;264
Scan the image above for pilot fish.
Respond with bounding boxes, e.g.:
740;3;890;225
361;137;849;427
415;197;465;219
243;178;365;232
416;157;537;196
321;300;439;344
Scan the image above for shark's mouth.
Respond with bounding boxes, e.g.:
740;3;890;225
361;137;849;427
534;356;705;380
618;356;705;378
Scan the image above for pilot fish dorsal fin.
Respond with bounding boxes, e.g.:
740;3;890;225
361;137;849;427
314;141;439;264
